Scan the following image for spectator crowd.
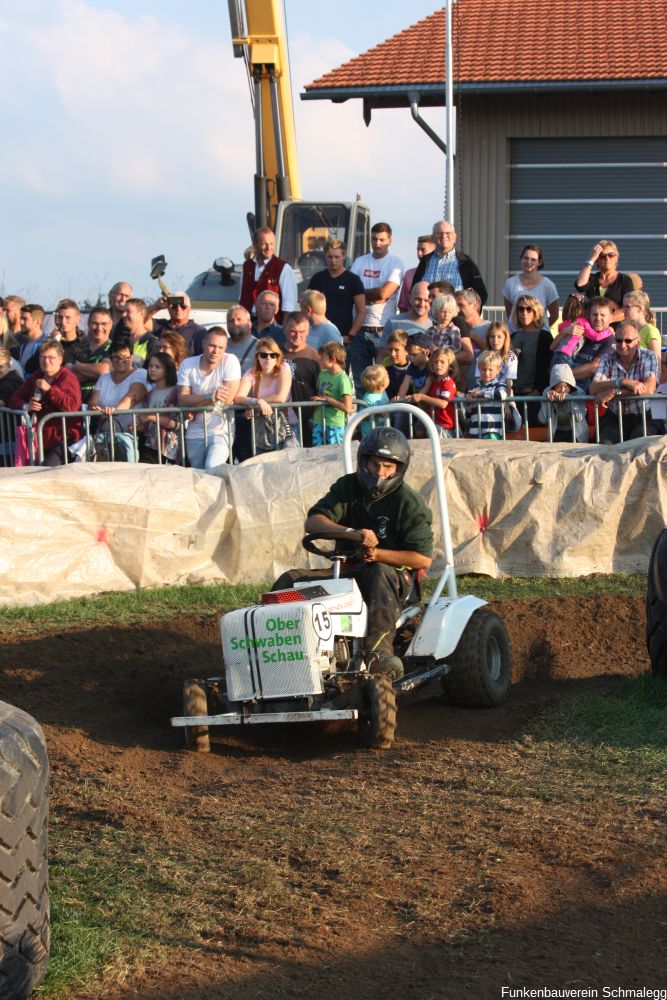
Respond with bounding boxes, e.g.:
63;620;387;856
1;222;665;470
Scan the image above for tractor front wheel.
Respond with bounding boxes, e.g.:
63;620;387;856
357;674;397;749
182;681;210;753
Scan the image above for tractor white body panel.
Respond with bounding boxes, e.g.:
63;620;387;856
220;579;367;702
407;595;487;661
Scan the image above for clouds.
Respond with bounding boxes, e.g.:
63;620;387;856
1;0;253;198
0;0;445;304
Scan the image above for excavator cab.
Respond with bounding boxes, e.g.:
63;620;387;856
275;199;371;292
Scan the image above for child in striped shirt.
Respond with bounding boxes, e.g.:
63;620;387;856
466;351;507;440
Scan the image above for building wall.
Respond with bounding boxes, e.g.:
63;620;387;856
456;91;667;305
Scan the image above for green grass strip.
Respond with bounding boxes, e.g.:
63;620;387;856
531;671;667;751
0;574;646;636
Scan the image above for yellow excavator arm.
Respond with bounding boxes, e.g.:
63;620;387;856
229;0;301;231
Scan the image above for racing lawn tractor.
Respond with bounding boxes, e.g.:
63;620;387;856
171;404;511;751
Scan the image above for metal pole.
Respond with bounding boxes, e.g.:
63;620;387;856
445;0;455;223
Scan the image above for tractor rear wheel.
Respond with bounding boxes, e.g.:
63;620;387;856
442;607;512;708
182;681;210;753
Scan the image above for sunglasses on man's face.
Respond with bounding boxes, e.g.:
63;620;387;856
615;338;638;345
258;351;278;359
598;252;617;259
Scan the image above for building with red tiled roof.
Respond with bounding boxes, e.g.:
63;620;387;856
302;1;667;305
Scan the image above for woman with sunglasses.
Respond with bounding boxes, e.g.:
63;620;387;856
575;240;635;326
235;338;293;455
509;295;553;425
503;244;560;332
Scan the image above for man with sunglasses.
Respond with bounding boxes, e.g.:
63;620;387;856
152;290;206;356
590;319;658;443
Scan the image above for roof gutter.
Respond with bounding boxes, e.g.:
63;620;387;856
302;78;667;101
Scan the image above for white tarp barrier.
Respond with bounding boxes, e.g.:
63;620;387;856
1;438;666;606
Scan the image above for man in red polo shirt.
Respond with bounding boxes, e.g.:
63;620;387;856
240;227;298;324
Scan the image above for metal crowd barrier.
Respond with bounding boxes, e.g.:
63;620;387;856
1;393;665;469
0;409;29;467
31;400;338;466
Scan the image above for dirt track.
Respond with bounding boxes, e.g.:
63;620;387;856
3;594;666;998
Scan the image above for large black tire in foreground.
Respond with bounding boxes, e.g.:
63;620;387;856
0;701;50;1000
358;674;397;749
646;527;667;678
182;681;211;753
442;607;512;708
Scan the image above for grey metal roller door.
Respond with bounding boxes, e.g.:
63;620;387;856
509;137;667;307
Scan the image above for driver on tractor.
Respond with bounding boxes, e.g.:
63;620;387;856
273;427;433;681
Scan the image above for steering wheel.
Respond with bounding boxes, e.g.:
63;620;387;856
302;530;364;560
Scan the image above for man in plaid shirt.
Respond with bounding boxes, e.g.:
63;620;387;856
590;319;658;443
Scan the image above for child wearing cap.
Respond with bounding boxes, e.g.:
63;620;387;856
538;363;588;442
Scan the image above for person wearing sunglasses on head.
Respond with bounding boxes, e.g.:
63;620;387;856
590;319;659;443
574;240;635;327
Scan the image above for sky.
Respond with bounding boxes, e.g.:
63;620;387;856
0;0;446;308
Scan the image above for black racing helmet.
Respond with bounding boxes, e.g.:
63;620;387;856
357;426;410;500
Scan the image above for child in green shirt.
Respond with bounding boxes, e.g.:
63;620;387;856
312;341;354;445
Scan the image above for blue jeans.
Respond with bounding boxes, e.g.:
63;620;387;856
116;431;139;462
349;333;378;392
186;433;231;470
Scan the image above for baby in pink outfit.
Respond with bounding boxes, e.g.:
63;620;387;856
557;315;612;357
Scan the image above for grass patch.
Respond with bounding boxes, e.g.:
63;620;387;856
36;882;119;997
531;671;667;750
519;672;667;801
0;573;646;637
37;822;197;996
